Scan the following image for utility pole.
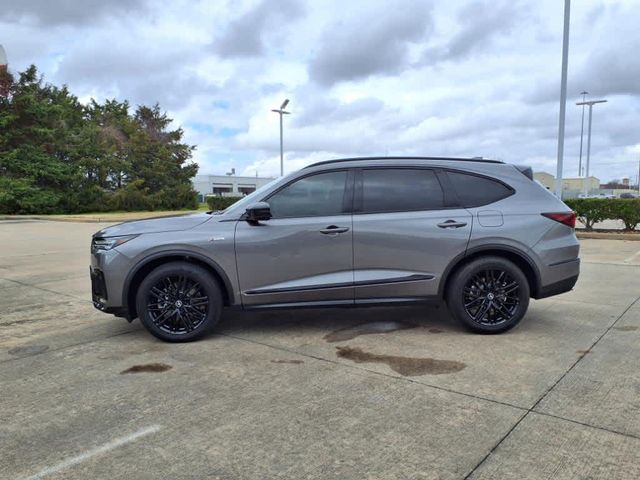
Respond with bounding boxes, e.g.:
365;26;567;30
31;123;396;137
271;99;290;176
576;99;607;196
577;91;588;176
554;0;571;198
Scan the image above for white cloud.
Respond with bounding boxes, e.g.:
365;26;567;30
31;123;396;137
1;0;639;182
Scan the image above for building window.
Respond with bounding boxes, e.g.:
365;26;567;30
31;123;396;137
238;186;256;196
213;185;232;196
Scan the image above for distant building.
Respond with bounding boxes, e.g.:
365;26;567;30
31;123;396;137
192;174;274;203
533;171;555;190
562;176;600;193
533;171;601;197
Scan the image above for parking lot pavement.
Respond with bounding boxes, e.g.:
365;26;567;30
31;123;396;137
1;222;639;479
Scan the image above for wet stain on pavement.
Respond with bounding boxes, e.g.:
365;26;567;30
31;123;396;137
8;345;49;357
271;359;304;364
336;346;466;376
120;363;173;374
613;326;638;331
324;321;418;343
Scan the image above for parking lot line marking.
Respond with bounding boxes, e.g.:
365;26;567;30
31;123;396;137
624;248;640;263
22;425;162;480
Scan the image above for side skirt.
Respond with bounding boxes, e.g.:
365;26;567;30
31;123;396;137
242;297;440;311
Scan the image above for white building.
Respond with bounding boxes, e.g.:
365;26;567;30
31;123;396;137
192;174;275;202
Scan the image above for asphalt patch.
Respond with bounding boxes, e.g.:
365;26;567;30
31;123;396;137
324;321;418;343
120;363;173;374
336;346;466;376
8;345;49;357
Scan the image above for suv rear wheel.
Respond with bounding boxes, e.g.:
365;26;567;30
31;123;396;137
446;256;529;334
136;262;222;342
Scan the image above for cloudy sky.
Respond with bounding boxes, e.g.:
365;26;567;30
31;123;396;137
1;0;639;182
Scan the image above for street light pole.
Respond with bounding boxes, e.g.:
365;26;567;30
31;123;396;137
577;91;588;176
554;0;571;198
576;99;607;196
271;99;290;177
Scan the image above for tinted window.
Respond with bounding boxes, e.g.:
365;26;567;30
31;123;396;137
361;169;444;213
447;171;513;207
268;171;347;218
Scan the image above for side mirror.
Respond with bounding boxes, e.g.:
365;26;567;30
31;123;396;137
245;202;272;223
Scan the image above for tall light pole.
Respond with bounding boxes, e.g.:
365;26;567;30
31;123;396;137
576;99;607;196
554;0;571;198
577;90;588;176
271;99;290;176
0;44;9;98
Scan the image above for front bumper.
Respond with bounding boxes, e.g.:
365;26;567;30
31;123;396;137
90;266;108;310
90;266;130;319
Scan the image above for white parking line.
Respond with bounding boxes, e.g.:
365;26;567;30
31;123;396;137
624;248;640;264
23;425;162;480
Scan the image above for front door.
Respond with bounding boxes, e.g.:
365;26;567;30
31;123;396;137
352;167;472;301
235;170;354;307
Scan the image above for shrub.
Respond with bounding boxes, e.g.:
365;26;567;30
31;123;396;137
206;196;242;212
563;198;611;231
564;198;640;231
608;199;640;231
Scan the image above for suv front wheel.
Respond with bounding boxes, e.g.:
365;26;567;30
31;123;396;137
136;262;222;342
446;256;530;334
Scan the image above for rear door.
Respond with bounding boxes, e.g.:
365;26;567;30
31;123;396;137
352;167;472;301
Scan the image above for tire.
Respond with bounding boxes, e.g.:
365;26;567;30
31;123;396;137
446;256;530;334
136;262;222;342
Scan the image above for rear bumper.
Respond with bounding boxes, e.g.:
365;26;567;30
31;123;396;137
534;258;580;299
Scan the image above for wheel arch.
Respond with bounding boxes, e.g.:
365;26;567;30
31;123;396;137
440;245;541;299
123;251;235;320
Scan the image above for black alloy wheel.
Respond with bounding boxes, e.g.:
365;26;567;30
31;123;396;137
462;269;520;326
136;262;222;342
446;256;530;334
147;275;209;335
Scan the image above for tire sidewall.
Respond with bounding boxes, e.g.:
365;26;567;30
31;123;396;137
136;262;222;342
447;257;530;334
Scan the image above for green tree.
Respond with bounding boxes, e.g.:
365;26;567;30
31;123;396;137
0;65;199;214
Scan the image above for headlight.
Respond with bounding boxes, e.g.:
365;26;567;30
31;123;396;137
91;235;138;252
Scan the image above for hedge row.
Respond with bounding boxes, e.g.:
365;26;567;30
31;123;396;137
206;196;242;212
564;198;640;231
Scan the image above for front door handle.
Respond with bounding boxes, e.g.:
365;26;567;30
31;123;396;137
320;225;350;235
437;219;467;229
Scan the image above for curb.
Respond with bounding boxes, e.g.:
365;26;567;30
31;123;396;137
576;231;640;241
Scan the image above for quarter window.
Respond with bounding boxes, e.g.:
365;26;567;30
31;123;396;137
361;169;445;213
446;171;513;207
267;171;348;218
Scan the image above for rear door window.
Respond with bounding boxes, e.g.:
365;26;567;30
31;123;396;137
446;171;513;207
360;168;445;213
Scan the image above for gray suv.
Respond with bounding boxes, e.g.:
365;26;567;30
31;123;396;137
90;157;580;341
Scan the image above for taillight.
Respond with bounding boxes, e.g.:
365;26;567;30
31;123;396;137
542;211;576;229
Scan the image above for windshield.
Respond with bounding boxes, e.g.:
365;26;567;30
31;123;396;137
212;177;281;215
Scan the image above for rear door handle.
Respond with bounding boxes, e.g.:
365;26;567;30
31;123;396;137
320;225;350;234
437;220;467;229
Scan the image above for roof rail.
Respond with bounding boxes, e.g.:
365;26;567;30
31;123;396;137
304;156;504;169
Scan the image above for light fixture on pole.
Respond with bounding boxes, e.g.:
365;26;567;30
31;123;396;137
271;99;290;177
575;98;607;196
554;0;571;198
577;91;588;176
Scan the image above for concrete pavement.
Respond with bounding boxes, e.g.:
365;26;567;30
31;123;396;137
1;220;639;479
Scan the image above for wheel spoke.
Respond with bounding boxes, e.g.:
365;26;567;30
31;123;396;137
463;268;520;326
146;274;210;335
